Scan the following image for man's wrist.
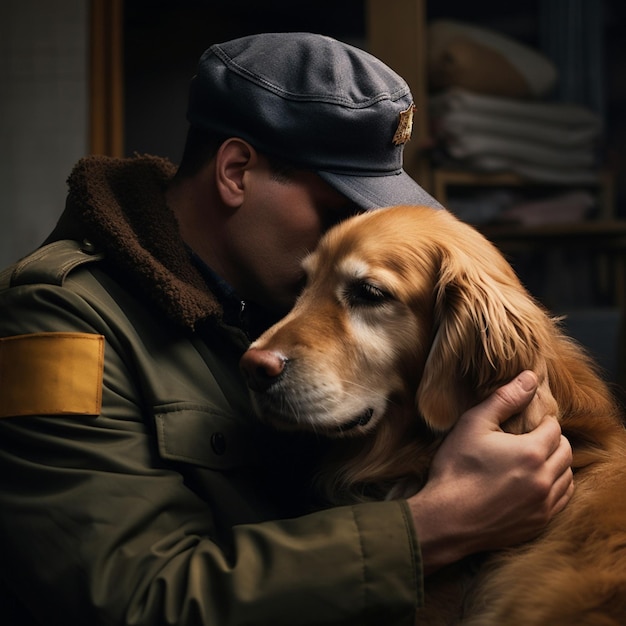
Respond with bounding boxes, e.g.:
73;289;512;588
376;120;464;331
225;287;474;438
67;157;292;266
407;488;474;575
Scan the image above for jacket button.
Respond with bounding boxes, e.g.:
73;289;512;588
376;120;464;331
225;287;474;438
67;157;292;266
211;432;227;455
81;239;97;254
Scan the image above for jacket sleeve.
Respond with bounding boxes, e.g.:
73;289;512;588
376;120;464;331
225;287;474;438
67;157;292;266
0;275;423;626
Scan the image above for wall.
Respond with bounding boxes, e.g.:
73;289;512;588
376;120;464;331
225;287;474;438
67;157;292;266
0;0;88;268
123;0;366;160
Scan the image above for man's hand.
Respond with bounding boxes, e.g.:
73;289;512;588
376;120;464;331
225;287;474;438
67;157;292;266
408;370;574;575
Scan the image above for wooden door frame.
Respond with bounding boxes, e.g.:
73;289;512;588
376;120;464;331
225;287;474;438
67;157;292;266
89;0;124;156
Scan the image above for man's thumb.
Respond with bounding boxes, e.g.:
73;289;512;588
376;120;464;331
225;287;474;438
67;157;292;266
489;370;538;426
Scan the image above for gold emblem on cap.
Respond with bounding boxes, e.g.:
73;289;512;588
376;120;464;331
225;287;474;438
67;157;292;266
393;103;415;146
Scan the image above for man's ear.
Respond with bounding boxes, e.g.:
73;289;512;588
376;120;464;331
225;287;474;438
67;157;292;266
215;138;257;208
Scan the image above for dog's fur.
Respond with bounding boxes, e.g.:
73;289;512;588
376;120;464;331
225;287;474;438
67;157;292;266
240;205;626;625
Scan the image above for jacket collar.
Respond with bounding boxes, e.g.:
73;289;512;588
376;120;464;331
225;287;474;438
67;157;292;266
45;154;223;331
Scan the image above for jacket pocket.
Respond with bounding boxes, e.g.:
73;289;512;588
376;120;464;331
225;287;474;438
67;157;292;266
154;402;258;470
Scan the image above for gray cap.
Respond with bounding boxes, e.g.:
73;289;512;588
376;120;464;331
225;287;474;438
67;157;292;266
187;32;442;210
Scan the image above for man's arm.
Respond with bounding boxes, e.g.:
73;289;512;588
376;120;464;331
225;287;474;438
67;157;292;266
0;278;421;626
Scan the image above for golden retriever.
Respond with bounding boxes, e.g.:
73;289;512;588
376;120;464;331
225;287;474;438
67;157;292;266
240;205;626;625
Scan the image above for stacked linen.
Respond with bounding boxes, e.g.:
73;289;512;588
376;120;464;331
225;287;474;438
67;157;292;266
427;19;603;186
430;88;603;185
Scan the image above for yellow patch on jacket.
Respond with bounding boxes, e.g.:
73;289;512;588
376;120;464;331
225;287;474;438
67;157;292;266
0;332;104;418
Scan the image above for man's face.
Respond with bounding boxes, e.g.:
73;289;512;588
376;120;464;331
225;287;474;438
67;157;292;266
224;158;362;314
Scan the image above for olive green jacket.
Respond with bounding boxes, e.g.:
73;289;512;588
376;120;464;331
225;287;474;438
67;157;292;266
0;155;422;625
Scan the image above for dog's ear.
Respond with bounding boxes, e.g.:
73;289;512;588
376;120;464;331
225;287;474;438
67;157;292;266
415;245;548;432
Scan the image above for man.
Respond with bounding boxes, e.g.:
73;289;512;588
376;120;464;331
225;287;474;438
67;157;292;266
0;33;572;625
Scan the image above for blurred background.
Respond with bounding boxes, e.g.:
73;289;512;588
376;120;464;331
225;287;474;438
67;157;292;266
2;0;625;385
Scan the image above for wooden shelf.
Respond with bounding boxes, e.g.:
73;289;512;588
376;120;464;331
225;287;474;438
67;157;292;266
433;168;616;219
481;219;626;244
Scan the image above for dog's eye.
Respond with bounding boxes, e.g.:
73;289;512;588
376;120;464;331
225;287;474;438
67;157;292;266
345;280;391;306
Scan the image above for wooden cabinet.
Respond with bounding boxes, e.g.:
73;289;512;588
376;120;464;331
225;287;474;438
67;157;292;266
367;0;613;212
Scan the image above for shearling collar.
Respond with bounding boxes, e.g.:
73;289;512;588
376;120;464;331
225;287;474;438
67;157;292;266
45;154;222;330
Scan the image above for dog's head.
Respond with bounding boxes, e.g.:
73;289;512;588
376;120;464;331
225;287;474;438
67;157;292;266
241;205;553;436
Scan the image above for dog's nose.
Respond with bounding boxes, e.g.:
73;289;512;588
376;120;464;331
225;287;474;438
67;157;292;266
240;347;288;392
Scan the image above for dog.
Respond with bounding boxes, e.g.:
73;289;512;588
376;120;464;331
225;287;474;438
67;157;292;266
240;205;626;625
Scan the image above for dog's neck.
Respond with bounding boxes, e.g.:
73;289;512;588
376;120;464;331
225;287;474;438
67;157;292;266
316;403;444;504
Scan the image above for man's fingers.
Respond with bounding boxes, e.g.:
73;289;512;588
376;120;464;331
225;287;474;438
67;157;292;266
523;416;565;458
551;468;575;516
544;433;574;494
460;371;539;430
532;433;574;522
492;371;539;419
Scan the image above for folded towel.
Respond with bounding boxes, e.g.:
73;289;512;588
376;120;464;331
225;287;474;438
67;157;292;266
430;89;602;183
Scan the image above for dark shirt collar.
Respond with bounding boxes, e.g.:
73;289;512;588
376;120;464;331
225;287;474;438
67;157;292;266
188;248;281;339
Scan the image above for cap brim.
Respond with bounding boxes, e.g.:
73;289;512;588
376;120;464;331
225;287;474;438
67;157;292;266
318;169;444;211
